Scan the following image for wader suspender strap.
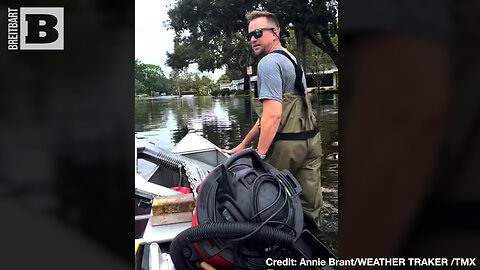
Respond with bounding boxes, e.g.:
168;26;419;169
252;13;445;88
270;50;306;96
270;50;319;141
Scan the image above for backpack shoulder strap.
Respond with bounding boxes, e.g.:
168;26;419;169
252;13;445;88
270;50;305;95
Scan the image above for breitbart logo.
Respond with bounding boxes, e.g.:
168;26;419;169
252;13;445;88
8;7;64;50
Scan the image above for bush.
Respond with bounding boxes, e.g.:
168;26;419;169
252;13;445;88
180;90;195;95
234;90;251;96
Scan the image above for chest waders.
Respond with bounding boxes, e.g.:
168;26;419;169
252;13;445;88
254;50;324;229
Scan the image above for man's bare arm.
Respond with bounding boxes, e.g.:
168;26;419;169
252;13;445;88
257;100;282;154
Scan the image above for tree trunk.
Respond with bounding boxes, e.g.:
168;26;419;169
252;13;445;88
294;26;307;70
307;32;339;68
243;74;250;92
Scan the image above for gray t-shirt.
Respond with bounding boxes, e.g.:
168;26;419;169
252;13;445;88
257;48;307;103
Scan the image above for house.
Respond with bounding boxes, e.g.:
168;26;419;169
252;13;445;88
223;67;339;93
305;68;338;90
221;76;258;92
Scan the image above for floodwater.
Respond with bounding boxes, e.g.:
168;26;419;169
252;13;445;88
135;93;338;255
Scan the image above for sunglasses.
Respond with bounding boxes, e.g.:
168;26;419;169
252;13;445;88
246;28;275;41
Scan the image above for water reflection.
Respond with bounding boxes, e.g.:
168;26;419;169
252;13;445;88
135;96;257;151
135;94;338;254
135;94;337;149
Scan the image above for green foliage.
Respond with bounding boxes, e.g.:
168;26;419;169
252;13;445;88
166;0;339;75
263;0;338;67
135;59;170;96
194;75;214;96
168;69;215;96
165;1;262;77
210;84;222;96
225;67;244;81
135;79;148;96
216;74;231;84
180;90;196;95
285;29;337;88
234;90;251;96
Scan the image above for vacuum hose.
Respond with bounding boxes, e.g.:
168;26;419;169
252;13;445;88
170;222;297;270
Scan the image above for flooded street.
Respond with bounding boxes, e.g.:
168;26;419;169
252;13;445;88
312;95;339;255
135;93;338;255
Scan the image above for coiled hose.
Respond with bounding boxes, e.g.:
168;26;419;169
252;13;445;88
138;148;185;185
170;222;297;270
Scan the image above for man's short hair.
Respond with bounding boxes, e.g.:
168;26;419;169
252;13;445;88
246;10;280;29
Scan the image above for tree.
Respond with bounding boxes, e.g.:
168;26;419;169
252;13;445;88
169;68;183;95
165;0;338;77
285;30;337;89
170;70;193;96
135;79;148;96
135;59;170;96
195;75;214;96
263;0;338;67
217;74;231;84
168;69;215;96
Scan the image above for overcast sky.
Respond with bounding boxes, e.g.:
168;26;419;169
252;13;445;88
135;0;224;81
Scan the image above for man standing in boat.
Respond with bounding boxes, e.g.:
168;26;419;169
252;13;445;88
223;11;323;229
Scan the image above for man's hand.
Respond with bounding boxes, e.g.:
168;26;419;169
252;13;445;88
221;143;249;155
222;119;261;155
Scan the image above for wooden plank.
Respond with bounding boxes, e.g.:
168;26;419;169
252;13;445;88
152;193;195;216
151;212;193;226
